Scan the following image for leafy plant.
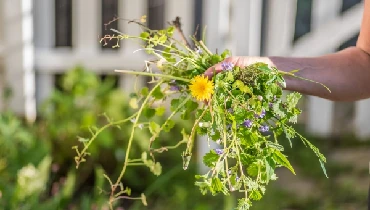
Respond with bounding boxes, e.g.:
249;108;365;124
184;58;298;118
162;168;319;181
74;16;330;209
0;113;81;210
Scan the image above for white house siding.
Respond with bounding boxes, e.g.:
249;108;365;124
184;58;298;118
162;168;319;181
0;0;368;137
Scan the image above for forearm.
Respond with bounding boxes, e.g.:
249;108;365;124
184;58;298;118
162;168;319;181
268;47;370;101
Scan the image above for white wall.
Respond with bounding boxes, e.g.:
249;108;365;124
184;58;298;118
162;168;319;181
0;0;4;111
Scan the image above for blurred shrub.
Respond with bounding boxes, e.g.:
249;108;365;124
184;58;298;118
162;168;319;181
0;113;84;210
0;66;228;209
38;66;225;209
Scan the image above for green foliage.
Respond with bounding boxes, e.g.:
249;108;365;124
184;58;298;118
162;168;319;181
0;112;108;210
88;17;329;210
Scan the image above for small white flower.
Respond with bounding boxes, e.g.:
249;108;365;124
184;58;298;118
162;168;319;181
198;122;210;128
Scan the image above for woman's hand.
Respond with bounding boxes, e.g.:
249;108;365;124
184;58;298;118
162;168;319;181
204;56;274;79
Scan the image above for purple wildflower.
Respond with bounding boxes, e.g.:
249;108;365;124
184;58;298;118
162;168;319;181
259;109;266;118
221;62;234;71
269;102;273;108
259;125;269;133
196;48;203;54
170;85;180;91
243;119;253;128
214;149;224;155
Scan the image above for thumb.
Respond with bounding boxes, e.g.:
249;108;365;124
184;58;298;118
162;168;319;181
204;65;223;79
204;57;236;79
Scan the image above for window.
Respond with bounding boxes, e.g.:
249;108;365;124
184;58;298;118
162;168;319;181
147;0;165;30
293;0;313;42
55;0;73;47
341;0;362;13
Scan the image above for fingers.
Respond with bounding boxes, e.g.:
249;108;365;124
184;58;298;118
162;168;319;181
204;57;234;79
204;65;223;79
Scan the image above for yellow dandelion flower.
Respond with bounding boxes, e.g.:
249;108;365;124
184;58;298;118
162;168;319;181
189;75;214;101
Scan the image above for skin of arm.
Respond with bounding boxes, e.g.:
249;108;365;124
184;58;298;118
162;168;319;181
205;0;370;102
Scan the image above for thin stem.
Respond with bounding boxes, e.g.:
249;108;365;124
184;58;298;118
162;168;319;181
114;195;143;201
199;41;212;55
151;138;188;153
222;113;232;189
278;70;331;92
171;17;191;48
125;35;189;57
114;81;164;189
75;113;138;168
235;139;248;199
127;163;145;166
186;107;208;155
149;96;191;150
115;70;190;82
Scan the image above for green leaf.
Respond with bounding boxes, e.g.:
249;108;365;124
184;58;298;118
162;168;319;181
210;131;221;141
141;193;148;206
277;75;286;88
250;190;262;201
288;115;298;123
272;150;295;175
129;93;138;98
265;156;276;182
141;152;147;161
170;99;180;112
297;133;326;163
282;125;296;147
141;87;149;96
163;119;175;132
152;86;164;100
186;100;199;112
195;181;210;195
266;142;284;151
237;198;251;210
143;107;155;119
240;153;254;165
232;80;252;94
203;150;220;167
225;71;234;82
319;159;329;178
247;163;259;177
181;129;189;142
273;101;285;118
149;121;160;136
167;26;175;36
155;106;166;116
286;92;301;110
129;98;139;109
241;131;259;146
180;110;191;120
210;177;224;195
158;35;167;44
257;64;271;73
221;49;230;59
152;162;162;176
140;32;150;39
